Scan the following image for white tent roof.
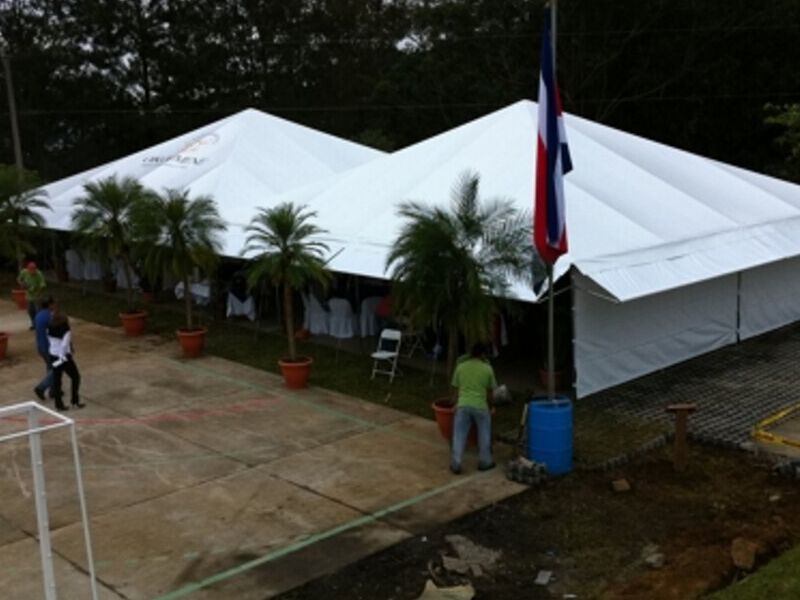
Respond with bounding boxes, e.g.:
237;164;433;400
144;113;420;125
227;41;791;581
41;108;384;256
261;99;800;303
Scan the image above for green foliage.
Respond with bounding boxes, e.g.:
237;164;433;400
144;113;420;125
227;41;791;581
0;164;50;266
137;189;226;329
765;103;800;183
72;176;152;309
706;543;800;599
5;1;799;185
0;0;799;251
243;202;330;360
387;170;535;375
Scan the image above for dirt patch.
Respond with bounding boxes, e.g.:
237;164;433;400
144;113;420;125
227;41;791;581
277;446;800;600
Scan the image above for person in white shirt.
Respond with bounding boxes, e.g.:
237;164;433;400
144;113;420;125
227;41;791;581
47;310;84;411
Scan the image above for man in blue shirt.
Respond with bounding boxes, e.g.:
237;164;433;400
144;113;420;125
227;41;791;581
33;297;55;401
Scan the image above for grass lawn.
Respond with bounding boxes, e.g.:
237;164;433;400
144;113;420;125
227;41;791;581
2;272;668;466
705;545;800;599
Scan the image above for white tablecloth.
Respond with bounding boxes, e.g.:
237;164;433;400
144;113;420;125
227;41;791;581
65;250;104;281
227;293;256;321
174;281;211;306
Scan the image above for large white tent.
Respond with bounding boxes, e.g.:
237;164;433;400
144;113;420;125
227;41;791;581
259;100;800;398
40;108;384;256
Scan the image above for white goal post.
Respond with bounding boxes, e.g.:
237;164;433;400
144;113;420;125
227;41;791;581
0;402;98;600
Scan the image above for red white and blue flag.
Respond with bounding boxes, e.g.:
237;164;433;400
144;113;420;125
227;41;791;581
534;7;572;266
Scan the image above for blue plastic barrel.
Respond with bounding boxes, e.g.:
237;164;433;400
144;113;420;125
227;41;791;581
527;397;573;475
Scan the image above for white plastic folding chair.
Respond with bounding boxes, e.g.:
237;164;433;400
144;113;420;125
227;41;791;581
65;249;84;281
359;296;382;338
328;297;357;339
302;292;330;335
113;258;140;289
226;292;256;321
371;329;403;382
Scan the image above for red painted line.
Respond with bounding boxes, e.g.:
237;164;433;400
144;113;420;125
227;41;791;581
0;397;283;427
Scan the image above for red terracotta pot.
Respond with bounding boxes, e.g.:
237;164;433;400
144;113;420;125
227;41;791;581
141;291;156;303
278;356;313;389
119;311;147;336
432;399;494;447
11;289;27;310
176;327;207;358
0;332;8;360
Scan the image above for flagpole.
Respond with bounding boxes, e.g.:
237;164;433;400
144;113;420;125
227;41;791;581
548;0;557;402
547;264;555;400
551;0;557;63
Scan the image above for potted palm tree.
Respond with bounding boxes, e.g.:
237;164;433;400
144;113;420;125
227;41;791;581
243;202;330;389
386;170;536;440
138;188;226;357
0;165;50;309
72;176;151;336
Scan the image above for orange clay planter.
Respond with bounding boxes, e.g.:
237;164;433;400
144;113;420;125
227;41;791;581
176;327;207;358
11;289;27;310
278;356;313;389
0;332;8;360
119;311;147;336
432;398;495;447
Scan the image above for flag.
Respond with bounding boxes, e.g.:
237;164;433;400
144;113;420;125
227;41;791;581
534;6;573;266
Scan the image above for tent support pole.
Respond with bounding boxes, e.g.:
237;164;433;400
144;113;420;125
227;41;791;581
736;271;742;343
547;264;555;401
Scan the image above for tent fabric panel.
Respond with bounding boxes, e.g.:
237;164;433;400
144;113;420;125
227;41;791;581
39;108;384;247
574;271;738;398
565;120;739;240
567;115;800;225
739;257;800;340
260;100;800;306
576;216;800;302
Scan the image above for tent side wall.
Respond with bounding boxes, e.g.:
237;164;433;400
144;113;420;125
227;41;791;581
739;257;800;340
573;271;738;398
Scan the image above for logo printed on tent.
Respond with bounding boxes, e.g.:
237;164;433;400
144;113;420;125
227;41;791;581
142;133;221;168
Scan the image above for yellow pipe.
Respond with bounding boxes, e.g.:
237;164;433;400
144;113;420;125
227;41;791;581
752;403;800;449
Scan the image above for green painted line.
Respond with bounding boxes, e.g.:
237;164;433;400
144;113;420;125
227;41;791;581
152;472;486;600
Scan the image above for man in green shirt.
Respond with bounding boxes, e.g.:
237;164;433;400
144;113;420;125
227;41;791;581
449;342;497;474
17;261;47;330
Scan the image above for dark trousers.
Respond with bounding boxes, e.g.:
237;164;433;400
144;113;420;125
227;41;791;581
27;301;37;327
50;355;81;408
35;351;54;396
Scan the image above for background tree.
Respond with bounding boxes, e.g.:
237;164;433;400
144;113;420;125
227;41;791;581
243;202;330;362
387;170;535;377
72;175;151;311
2;0;799;182
765;104;800;183
137;189;226;330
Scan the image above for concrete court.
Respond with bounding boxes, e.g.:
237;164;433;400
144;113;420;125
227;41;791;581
0;300;524;599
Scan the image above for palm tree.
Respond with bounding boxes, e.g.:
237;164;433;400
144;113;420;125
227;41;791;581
72;176;151;311
138;189;226;330
0;164;50;267
387;170;536;377
243;202;330;361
